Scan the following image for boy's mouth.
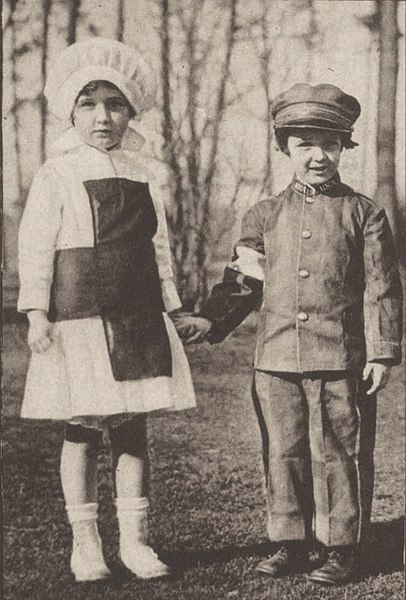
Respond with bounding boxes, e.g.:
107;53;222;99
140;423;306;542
310;165;329;172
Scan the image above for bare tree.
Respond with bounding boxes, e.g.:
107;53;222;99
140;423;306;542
7;0;25;204
67;0;81;45
375;0;404;261
40;0;52;163
117;0;125;41
160;0;240;309
257;0;274;196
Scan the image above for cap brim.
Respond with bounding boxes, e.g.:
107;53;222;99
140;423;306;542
274;124;353;133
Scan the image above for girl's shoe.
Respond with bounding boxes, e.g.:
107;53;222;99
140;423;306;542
66;502;112;582
116;496;171;579
71;540;112;582
120;543;171;579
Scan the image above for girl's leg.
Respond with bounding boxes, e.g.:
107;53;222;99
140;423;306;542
109;416;170;579
61;424;101;504
61;424;111;581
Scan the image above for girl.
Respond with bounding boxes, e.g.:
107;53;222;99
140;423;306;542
18;38;202;582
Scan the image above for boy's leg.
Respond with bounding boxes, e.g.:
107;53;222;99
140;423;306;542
306;373;377;585
253;370;314;542
61;424;111;581
109;416;170;579
253;370;314;575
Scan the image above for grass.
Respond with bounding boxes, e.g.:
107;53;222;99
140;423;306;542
2;319;405;600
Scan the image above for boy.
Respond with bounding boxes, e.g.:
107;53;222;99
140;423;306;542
197;83;403;585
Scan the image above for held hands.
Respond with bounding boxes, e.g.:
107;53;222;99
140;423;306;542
363;361;391;395
27;310;53;353
169;310;212;344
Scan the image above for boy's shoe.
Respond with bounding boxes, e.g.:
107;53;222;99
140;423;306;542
307;549;358;586
256;545;308;577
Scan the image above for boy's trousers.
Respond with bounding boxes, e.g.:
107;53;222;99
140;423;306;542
252;370;377;547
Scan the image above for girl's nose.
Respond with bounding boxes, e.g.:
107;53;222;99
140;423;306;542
94;102;109;122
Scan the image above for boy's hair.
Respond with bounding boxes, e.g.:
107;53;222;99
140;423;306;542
275;127;357;152
70;79;136;123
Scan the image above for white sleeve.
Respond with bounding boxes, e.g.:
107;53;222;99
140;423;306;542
17;167;62;312
229;246;265;281
149;180;182;312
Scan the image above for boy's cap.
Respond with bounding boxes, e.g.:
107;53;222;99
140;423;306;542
45;38;157;123
271;83;361;132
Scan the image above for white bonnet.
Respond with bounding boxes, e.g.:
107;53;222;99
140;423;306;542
44;37;157;122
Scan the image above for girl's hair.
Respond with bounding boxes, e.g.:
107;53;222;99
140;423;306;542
275;127;357;152
70;80;136;123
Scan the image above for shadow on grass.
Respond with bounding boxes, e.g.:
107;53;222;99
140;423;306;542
362;517;405;575
164;540;270;572
164;518;404;577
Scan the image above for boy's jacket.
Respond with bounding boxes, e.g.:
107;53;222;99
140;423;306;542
201;174;403;372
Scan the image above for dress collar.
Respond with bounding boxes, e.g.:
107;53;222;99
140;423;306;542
291;172;342;196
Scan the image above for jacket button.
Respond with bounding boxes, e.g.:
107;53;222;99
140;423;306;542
302;230;312;239
298;269;310;278
298;312;309;322
305;196;315;204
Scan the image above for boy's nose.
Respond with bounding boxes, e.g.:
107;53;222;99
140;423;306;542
311;146;327;161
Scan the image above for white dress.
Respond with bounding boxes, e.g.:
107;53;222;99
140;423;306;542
18;127;196;424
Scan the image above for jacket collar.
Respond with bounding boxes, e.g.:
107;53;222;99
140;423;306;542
291;172;342;196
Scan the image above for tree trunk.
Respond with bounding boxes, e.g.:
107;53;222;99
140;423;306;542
117;0;125;41
67;0;81;45
9;0;24;204
375;0;401;253
40;0;51;163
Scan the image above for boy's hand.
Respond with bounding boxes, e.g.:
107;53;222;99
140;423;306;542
27;310;53;353
363;361;391;395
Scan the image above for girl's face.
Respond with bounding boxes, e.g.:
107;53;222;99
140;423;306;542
285;129;343;186
72;84;132;150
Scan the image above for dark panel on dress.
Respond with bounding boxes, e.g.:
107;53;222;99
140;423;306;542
49;178;172;381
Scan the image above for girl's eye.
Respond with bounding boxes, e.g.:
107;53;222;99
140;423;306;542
106;99;127;110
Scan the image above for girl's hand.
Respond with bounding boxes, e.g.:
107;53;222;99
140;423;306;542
27;310;53;353
184;317;212;344
363;361;391;395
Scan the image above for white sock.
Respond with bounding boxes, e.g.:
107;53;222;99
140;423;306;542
116;496;149;547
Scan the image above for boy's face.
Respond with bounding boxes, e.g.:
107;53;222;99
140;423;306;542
72;84;131;150
285;129;343;186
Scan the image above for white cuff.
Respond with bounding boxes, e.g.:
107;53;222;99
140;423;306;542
17;285;51;313
161;279;182;313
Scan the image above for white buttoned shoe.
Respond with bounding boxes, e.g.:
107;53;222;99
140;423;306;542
66;503;112;582
120;543;171;579
116;496;171;579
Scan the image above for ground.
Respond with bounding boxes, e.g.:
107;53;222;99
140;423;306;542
2;318;405;600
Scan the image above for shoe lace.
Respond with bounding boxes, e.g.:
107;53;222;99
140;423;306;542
327;550;345;567
271;546;290;564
